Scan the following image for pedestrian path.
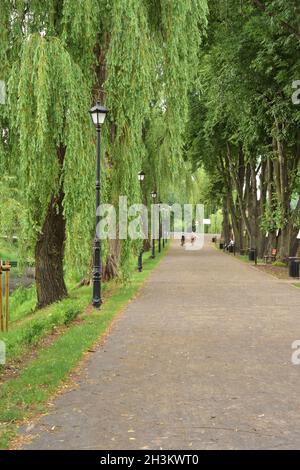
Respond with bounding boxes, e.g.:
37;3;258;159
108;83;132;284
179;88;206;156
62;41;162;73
21;239;300;449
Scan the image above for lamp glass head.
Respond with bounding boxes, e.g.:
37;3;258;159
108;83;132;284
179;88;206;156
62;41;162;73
89;102;108;127
138;170;145;181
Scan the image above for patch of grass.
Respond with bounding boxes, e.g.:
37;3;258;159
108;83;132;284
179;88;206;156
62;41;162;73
0;288;92;364
63;306;81;326
9;285;37;323
236;254;264;264
237;254;249;263
272;260;287;268
0;247;168;448
0;240;18;262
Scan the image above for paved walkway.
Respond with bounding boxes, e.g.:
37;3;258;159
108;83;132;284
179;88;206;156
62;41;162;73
21;239;300;449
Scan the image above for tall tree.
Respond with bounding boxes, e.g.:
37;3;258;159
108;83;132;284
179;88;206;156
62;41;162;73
187;0;300;259
1;0;209;307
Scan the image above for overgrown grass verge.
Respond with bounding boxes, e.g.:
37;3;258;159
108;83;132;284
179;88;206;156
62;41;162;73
9;286;37;323
0;247;168;449
0;240;18;262
0;285;104;365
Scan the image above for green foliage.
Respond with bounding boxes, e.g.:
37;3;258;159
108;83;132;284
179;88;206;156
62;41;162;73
0;176;25;240
61;0;99;73
0;239;18;262
186;0;300;255
63;306;81;325
1;0;209;290
102;0;208;278
0;295;87;363
8;34;94;270
272;260;287;267
22;321;45;346
9;285;37;323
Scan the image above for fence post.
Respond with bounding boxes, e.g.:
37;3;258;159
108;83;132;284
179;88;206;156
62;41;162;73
1;262;10;332
5;261;10;331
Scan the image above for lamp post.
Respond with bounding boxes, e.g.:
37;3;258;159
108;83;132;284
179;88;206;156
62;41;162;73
162;206;164;249
138;171;145;272
162;206;165;248
158;201;162;253
151;190;157;258
89;102;108;309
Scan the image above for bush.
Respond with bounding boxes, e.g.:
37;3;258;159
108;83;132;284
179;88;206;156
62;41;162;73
22;321;45;345
63;307;81;326
20;304;81;347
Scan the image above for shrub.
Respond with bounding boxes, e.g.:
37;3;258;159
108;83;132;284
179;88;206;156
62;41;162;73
22;321;45;345
63;307;81;326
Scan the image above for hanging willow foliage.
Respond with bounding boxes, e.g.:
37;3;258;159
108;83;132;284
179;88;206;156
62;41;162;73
158;0;208;167
9;34;94;270
1;0;209;302
103;0;157;279
105;0;156;202
101;0;208;278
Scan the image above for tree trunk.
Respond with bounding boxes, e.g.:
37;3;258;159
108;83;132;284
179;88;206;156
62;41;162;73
221;195;230;242
275;128;291;260
103;239;119;281
143;238;151;252
35;187;67;309
35;145;67;309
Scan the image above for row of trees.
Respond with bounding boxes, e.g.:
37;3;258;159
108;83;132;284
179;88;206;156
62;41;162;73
187;0;300;260
0;0;209;308
1;0;298;311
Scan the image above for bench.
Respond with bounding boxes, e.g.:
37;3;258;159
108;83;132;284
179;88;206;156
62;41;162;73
264;249;277;264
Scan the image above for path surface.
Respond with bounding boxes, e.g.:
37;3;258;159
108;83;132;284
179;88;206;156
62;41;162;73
21;239;300;450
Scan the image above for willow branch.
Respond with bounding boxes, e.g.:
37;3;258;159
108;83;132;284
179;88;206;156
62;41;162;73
251;0;300;41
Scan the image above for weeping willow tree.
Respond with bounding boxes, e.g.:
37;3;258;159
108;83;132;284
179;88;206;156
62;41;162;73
101;0;208;279
9;34;94;307
1;0;208;307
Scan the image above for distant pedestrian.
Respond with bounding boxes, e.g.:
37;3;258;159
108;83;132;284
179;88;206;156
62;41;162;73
181;234;185;246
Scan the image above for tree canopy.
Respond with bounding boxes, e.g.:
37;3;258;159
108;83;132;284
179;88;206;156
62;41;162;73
187;0;300;258
0;0;208;306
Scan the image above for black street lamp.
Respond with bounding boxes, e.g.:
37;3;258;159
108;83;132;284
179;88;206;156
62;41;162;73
89;101;108;309
158;201;162;253
138;170;145;272
162;207;166;248
151;190;157;258
161;206;165;248
138;170;145;183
